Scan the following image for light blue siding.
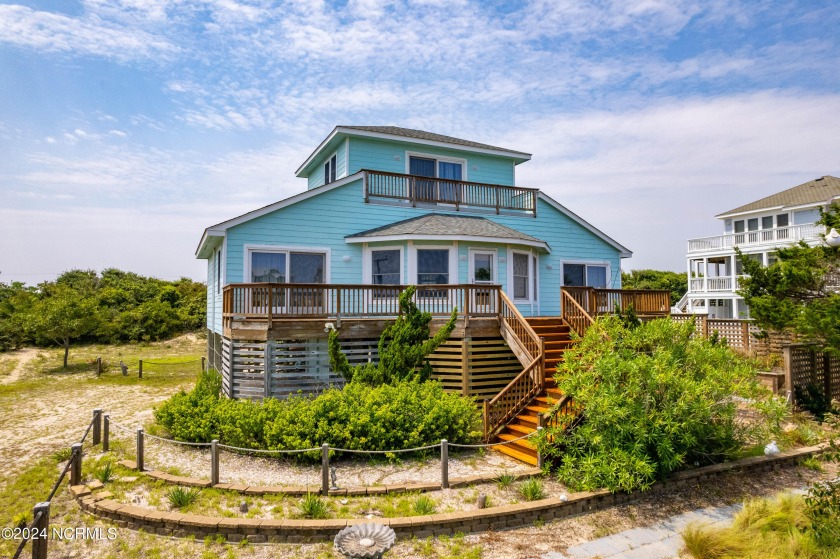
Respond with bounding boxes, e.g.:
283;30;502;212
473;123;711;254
206;242;225;334
307;141;348;190
222;179;622;317
347;138;516;186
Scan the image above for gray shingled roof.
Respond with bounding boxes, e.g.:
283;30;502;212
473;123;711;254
718;176;840;217
340;126;530;156
346;214;548;249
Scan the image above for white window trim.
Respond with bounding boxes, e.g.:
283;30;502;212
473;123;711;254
468;248;498;284
409;243;458;285
404;150;468;181
509;249;536;302
363;245;405;285
243;244;331;284
560;260;612;288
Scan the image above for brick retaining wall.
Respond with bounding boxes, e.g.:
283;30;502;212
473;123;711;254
72;444;826;543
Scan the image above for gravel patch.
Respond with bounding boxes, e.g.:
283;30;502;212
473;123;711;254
138;435;536;487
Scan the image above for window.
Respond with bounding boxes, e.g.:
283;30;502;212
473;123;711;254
563;263;609;288
417;249;449;285
734;220;745;233
747;218;759;231
249;251;325;283
513;253;529;299
371;250;401;285
761;216;773;229
324;153;337;185
532;255;538;301
408;154;463;202
776;214;789;227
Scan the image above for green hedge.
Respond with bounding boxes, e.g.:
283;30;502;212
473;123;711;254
154;370;481;459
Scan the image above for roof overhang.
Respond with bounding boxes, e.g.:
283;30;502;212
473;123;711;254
345;233;550;253
296;126;532;178
537;192;632;258
195;171;364;258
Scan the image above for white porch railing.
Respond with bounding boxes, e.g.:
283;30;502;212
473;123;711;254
687;224;825;254
689;276;746;293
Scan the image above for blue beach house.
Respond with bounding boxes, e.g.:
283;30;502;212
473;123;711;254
196;126;639;463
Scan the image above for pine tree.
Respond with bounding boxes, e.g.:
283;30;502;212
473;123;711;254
328;285;458;384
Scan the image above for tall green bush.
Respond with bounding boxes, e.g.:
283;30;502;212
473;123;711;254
538;316;785;492
328;285;458;384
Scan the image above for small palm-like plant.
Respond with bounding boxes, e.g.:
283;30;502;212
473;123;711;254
298;492;329;519
412;495;436;515
93;462;115;484
167;486;201;509
496;472;516;490
519;478;546;501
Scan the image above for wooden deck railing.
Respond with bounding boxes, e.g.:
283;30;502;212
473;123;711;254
363;169;538;215
484;291;545;440
223;283;500;329
560;288;594;337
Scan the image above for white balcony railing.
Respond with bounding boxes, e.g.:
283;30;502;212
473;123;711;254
687;224;826;254
689;276;746;294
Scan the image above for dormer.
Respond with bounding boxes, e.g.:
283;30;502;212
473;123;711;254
295;126;532;190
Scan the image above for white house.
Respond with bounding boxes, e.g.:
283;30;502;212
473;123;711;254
679;175;839;318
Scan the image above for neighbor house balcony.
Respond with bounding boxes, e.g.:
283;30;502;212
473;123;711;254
687;223;825;254
362;169;538;216
688;276;746;293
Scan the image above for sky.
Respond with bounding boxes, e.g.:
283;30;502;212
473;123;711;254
1;0;839;285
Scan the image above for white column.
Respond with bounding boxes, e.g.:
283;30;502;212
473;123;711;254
702;257;708;292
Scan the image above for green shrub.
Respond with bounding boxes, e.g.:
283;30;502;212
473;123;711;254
298;493;329;519
519;478;545;501
154;372;481;458
328;285;458;385
412;495;436;515
538;316;786;492
167;487;201;509
496;472;515;490
93;461;115;484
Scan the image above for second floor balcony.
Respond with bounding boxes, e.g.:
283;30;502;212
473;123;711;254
362;169;538;216
689;276;745;293
687;223;825;254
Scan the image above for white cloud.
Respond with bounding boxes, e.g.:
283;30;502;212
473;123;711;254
0;4;176;61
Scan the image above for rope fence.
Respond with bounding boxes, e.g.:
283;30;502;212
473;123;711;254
92;356;206;379
106;412;544;495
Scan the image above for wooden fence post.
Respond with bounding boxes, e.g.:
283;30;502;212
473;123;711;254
210;440;219;486
441;439;449;489
741;321;750;350
138;360;143;379
823;350;832;403
136;428;144;472
783;346;793;404
321;444;330;496
201;356;206;373
103;414;110;452
70;443;82;486
92;408;102;446
96;357;102;377
537;415;545;469
31;502;50;559
701;315;709;339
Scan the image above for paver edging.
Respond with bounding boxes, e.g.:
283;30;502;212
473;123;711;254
78;444;826;542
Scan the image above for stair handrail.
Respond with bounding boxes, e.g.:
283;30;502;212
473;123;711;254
497;290;543;365
561;288;594;337
540;394;582;432
484;349;544;440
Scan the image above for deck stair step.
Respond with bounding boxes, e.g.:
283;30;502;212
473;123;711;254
489;316;583;465
492;443;538;465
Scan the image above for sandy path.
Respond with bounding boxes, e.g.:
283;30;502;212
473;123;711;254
0;348;42;384
0;378;184;480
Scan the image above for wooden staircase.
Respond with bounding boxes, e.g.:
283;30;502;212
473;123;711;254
491;317;576;465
